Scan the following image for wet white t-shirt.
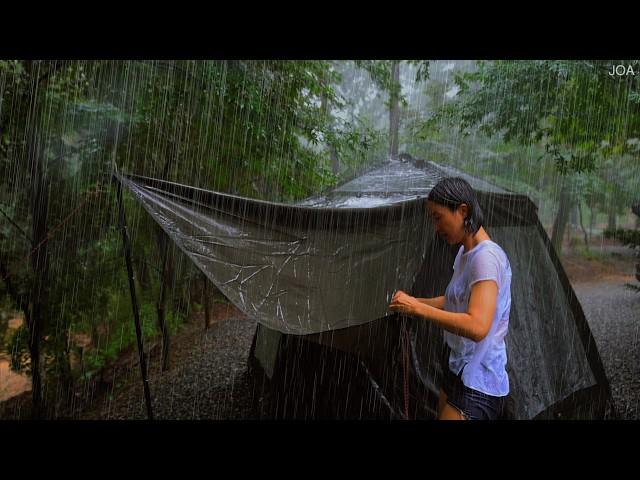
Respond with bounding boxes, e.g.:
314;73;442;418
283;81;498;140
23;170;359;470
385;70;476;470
443;239;512;396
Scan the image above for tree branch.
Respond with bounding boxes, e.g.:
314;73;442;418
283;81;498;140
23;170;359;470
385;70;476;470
38;61;69;86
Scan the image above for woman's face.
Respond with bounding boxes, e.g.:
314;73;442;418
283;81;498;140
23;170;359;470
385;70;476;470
426;200;468;245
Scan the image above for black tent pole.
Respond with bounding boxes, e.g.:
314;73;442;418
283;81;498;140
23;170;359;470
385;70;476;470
115;174;154;420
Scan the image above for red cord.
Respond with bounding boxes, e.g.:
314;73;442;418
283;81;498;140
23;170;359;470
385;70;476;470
401;320;410;420
19;187;105;266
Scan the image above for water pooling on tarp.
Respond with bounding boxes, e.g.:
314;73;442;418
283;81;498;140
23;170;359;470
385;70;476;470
297;160;509;208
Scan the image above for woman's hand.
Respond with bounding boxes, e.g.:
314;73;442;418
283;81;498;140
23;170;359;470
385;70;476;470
388;290;420;316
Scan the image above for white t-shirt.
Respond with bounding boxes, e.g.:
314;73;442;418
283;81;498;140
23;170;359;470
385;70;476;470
443;239;512;396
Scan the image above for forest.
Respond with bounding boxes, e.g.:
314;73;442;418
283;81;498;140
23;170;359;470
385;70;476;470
0;60;638;419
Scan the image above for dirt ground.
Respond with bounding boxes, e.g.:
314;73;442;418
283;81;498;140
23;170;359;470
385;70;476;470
562;240;637;283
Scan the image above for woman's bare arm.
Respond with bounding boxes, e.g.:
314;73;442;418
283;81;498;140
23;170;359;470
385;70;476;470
415;296;445;310
390;283;497;342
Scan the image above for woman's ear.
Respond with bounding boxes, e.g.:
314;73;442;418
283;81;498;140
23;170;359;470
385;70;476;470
458;203;469;219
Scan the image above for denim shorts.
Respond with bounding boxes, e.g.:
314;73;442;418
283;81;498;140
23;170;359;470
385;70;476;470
441;363;506;420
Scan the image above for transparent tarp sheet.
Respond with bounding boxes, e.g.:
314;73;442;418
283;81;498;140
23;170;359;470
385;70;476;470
117;171;431;335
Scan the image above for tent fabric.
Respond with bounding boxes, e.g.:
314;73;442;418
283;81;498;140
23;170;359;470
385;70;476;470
115;171;430;335
115;159;613;419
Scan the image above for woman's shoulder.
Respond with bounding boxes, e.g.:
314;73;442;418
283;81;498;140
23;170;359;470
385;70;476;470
486;242;512;274
472;241;510;267
486;240;507;256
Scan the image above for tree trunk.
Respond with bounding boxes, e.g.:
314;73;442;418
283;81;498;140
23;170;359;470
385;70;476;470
607;206;617;231
320;79;340;176
569;204;578;234
330;146;339;176
389;61;401;160
187;274;199;322
23;61;50;419
588;202;596;242
11;61;75;418
578;201;589;251
551;176;573;256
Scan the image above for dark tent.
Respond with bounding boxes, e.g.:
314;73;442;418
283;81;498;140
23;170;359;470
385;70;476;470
632;203;640;283
115;158;614;420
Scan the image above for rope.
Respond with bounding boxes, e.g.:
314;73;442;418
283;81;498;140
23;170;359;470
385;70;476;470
401;317;410;420
1;185;106;281
18;185;106;265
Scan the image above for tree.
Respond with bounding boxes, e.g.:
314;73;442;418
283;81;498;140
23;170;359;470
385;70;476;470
426;60;640;255
0;60;83;417
1;60;365;416
355;60;430;161
389;61;401;159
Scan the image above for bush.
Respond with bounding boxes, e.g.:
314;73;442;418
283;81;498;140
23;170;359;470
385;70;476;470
78;294;187;381
626;283;640;293
568;236;584;248
577;247;607;261
603;228;640;247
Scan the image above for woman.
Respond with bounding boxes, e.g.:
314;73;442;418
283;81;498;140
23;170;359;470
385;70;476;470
388;177;512;420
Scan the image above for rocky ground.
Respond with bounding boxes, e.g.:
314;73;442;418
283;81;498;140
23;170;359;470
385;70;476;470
572;279;639;419
78;309;258;420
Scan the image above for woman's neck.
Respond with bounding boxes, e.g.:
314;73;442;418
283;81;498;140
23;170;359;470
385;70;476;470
462;226;490;253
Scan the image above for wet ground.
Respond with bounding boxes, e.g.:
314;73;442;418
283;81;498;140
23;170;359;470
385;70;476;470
78;310;258;420
563;237;639;419
0;353;31;403
572;277;639;419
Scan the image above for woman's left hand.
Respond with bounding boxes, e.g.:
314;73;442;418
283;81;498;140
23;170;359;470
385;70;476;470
389;290;420;316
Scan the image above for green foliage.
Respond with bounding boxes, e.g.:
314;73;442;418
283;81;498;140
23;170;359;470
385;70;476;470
7;324;30;373
354;61;396;94
354;60;430;111
326;116;387;179
407;59;640;253
407;60;431;83
575;246;607;261
603;228;640;247
78;292;187;381
425;60;640;174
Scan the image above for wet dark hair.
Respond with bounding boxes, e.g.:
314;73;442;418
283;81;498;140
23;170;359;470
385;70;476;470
427;177;484;235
